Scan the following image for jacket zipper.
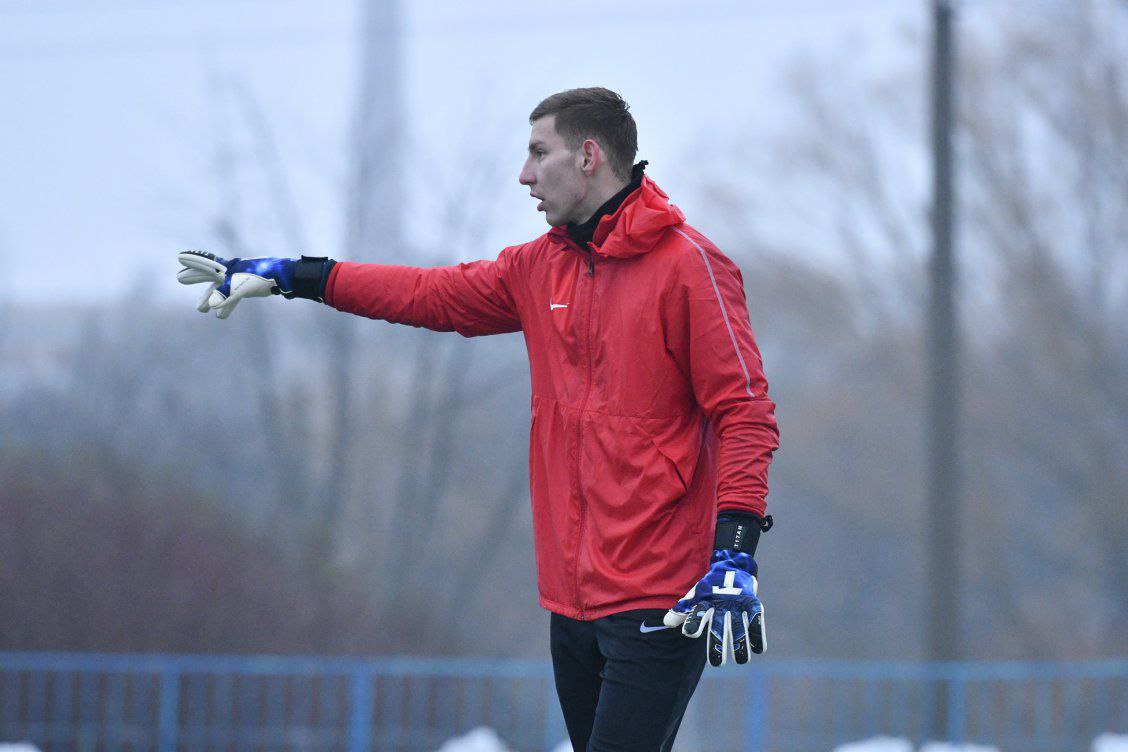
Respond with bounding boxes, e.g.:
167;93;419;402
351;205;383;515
569;241;597;620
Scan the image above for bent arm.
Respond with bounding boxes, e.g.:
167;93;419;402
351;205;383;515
324;248;522;337
676;235;779;519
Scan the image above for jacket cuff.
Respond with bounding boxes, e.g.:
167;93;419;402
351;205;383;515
323;261;344;307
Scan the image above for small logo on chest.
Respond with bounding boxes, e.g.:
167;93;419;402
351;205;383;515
549;303;569;310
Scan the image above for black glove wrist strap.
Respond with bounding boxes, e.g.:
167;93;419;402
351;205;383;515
714;511;773;556
283;256;336;302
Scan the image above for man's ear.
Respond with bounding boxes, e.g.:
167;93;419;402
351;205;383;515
580;138;601;176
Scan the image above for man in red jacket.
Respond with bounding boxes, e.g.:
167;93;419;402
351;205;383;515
178;87;778;752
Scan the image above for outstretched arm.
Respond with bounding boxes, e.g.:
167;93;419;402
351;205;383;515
177;248;523;337
673;232;779;520
325;250;521;337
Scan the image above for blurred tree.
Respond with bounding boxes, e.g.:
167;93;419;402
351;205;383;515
4;0;1123;663
0;445;380;653
956;1;1128;655
704;0;1127;658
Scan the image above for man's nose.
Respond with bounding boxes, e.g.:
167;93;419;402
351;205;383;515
518;161;534;186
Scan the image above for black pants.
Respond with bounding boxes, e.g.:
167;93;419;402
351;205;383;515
550;608;707;752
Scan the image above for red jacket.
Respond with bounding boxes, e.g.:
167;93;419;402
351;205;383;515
325;177;778;620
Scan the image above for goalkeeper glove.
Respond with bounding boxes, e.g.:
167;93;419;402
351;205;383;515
663;512;771;666
176;251;334;319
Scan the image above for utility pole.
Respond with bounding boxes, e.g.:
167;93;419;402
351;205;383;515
926;0;959;741
316;0;404;563
348;0;405;257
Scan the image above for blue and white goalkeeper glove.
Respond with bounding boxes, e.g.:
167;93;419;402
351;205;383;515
177;251;295;319
177;251;334;319
664;512;772;666
664;550;765;666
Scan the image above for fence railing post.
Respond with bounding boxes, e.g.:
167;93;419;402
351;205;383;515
947;664;967;745
157;667;179;752
348;666;374;752
744;669;767;752
542;674;560;752
3;653;1125;750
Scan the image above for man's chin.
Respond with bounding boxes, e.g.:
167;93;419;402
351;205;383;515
540;207;572;227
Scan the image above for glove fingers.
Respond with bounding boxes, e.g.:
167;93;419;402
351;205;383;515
749;607;766;655
663;609;688;629
683;603;712;639
708;610;729;667
732;610;750;665
178;251;226;280
194;283;217;313
206;288;227;311
215;296;240;319
178;268;221;286
723;610;735;666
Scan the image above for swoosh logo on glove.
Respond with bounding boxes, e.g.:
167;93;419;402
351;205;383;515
639;622;672;633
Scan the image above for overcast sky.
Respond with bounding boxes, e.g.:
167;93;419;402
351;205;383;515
0;0;927;304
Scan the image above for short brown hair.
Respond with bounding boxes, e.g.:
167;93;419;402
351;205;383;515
529;87;638;181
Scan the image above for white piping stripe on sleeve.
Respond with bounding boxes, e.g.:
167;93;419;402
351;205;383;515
673;227;756;400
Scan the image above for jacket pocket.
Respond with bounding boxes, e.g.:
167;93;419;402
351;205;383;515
581;412;688;517
576;411;704;608
636;414;705;496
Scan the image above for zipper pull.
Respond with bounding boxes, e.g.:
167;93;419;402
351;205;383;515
587;254;595;276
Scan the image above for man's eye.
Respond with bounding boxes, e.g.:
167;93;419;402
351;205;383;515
536;150;546;158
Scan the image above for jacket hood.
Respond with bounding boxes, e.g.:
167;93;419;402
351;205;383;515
550;176;685;260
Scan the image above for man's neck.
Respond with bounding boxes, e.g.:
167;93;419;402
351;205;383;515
574;177;632;226
566;162;648;245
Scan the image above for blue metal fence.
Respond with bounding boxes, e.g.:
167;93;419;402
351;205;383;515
0;653;1125;752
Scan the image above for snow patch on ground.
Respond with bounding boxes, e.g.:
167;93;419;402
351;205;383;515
431;728;571;752
834;738;914;752
0;745;42;752
432;727;512;752
432;729;1128;752
1094;734;1128;752
833;740;1001;752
